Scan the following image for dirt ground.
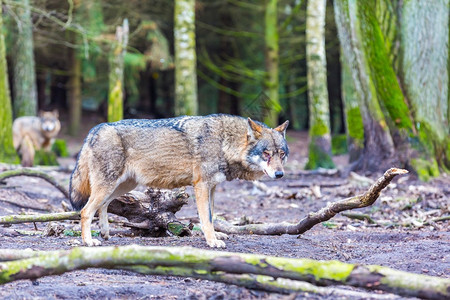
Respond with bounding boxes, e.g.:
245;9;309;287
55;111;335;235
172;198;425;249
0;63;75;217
0;122;448;299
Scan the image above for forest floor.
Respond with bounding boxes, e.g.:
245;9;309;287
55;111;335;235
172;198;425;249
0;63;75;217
0;118;448;299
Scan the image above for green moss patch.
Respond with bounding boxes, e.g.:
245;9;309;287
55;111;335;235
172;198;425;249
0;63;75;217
332;134;348;155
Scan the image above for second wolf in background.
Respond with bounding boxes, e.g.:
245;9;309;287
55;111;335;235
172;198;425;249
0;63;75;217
70;114;289;248
13;110;61;167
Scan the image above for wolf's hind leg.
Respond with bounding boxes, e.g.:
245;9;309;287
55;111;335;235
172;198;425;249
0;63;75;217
208;187;228;241
81;203;102;246
81;189;111;246
99;203;110;240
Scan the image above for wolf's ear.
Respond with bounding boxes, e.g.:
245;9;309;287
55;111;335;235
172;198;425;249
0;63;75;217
274;120;289;138
247;118;263;140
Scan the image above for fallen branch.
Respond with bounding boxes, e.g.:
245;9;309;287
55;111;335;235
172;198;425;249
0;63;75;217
124;265;401;299
341;212;377;224
0;211;80;224
0;169;69;199
0;188;191;237
0;245;447;299
215;168;408;235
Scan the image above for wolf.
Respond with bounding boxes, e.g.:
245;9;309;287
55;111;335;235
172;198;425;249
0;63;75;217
70;114;289;248
13;110;61;167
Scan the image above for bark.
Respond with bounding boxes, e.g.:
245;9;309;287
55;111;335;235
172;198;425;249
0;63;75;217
214;168;407;235
0;185;191;236
334;0;396;173
0;0;19;164
0;245;448;299
340;50;364;164
305;0;335;170
399;0;450;172
0;211;80;224
68;32;82;136
263;0;280;127
108;19;129;122
334;0;450;178
107;188;191;236
174;0;198;116
10;0;37;117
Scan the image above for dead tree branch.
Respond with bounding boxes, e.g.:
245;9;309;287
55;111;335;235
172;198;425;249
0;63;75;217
0;211;80;224
0;245;447;299
215;168;408;235
0;168;69;199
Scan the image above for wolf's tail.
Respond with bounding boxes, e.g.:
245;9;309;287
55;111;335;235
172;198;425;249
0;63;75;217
19;134;35;167
69;146;91;210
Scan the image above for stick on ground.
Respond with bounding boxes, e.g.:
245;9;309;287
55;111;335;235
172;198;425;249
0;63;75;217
215;168;408;235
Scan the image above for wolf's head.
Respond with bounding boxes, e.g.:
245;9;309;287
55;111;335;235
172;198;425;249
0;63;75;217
39;110;61;137
246;118;289;179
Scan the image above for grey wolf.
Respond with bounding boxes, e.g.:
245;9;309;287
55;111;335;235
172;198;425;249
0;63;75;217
70;114;289;247
13;110;61;167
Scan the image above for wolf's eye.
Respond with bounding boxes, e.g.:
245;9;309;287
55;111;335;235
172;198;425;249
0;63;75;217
262;150;271;161
279;150;285;158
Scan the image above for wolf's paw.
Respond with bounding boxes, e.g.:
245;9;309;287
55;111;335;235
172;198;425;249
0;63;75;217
207;238;226;248
84;238;102;247
215;232;229;240
100;232;110;240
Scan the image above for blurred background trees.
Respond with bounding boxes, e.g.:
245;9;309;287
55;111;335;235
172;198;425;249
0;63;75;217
0;0;448;180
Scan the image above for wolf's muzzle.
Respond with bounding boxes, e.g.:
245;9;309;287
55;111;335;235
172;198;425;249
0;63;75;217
275;171;284;179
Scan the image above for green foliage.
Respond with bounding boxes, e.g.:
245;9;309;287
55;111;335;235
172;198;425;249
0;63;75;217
305;140;335;170
410;158;440;182
331;134;348;155
64;230;99;237
51;139;69;158
33;150;59;166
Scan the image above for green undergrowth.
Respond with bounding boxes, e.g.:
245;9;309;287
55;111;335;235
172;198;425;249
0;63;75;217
305;142;335;170
331;134;348;155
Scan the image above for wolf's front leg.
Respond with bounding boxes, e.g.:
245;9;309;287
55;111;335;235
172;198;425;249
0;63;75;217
194;182;226;248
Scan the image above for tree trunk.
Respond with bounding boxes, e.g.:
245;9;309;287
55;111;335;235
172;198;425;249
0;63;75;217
334;0;449;179
0;245;448;299
263;0;280;127
399;0;450;173
9;0;37;118
0;0;19;163
108;19;129;123
305;0;335;170
67;33;82;136
174;0;198;116
340;51;364;164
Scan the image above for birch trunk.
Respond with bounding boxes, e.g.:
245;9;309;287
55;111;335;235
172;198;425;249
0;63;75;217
174;0;198;116
305;0;335;170
0;0;19;163
10;0;37;117
108;19;129;123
